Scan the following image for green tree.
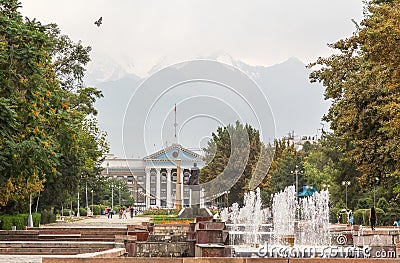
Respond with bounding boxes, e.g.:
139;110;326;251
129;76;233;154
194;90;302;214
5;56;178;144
259;139;303;204
309;1;400;188
200;122;273;205
0;0;60;207
102;178;134;208
0;0;108;213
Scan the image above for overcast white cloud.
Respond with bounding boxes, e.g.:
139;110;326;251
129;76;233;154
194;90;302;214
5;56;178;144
18;1;366;157
20;0;364;77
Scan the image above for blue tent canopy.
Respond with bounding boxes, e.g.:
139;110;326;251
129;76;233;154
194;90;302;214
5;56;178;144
298;185;318;197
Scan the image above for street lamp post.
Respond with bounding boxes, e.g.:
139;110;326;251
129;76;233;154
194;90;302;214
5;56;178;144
85;176;88;211
118;185;121;206
342;181;351;208
291;165;304;221
91;190;94;209
374;177;379;207
290;165;304;198
111;183;114;212
77;189;80;217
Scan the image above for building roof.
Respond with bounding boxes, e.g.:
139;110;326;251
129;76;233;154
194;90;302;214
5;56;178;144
144;143;203;162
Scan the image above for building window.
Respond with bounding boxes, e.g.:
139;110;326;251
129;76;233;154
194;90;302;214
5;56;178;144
184;188;190;197
183;199;190;207
127;176;133;182
161;189;166;195
150;187;156;195
150;175;156;183
137;176;144;182
172;172;177;182
183;171;190;184
161;200;167;207
161;172;167;183
172;189;176;196
150;199;156;205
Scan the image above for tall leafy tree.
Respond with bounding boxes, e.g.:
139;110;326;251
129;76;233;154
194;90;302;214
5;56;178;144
260;139;303;204
0;0;60;207
200;122;273;205
0;0;108;212
309;1;400;187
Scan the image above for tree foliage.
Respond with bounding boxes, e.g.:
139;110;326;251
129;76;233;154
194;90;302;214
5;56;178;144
200;122;273;205
0;0;107;212
309;0;400;187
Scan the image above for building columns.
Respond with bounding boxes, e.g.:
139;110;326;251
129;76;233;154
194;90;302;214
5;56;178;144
166;169;172;208
156;168;161;207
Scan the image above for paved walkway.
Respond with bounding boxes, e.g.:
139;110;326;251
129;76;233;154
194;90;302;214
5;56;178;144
0;215;152;262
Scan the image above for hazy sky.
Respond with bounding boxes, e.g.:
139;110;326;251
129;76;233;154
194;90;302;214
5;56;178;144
20;0;365;77
19;1;366;158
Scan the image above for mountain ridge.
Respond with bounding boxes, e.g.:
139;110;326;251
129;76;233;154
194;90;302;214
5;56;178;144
88;55;329;157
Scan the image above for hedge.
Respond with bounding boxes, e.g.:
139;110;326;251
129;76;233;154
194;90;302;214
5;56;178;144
79;208;87;216
40;211;56;225
61;209;73;216
90;205;101;215
0;213;41;230
353;208;385;226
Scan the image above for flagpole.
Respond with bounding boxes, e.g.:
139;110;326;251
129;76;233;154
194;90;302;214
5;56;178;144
174;103;177;143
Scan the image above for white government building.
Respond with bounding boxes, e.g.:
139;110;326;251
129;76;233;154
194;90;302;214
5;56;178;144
101;144;204;209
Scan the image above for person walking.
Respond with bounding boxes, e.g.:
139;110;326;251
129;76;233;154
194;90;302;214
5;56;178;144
107;207;113;219
348;210;354;226
370;206;377;230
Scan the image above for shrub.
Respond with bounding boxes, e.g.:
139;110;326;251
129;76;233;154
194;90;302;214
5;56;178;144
79;208;87;216
40;211;56;225
61;209;72;216
356;198;373;210
0;215;13;230
329;207;341;223
0;214;41;230
377;197;389;212
32;213;41;227
354;208;385;226
91;205;101;215
13;215;25;230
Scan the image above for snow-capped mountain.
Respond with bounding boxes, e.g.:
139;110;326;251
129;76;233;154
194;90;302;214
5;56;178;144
86;54;329;157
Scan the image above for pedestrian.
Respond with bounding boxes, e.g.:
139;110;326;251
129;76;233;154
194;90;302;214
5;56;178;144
122;207;127;219
349;210;354;226
107;207;113;219
370;206;377;230
130;206;134;218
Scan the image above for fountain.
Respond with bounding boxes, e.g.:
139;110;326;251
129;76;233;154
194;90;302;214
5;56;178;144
221;188;272;256
221;186;333;257
296;189;330;246
272;186;296;245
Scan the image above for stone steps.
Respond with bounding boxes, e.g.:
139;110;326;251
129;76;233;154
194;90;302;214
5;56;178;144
0;240;117;255
0;248;107;255
0;227;128;255
0;241;116;248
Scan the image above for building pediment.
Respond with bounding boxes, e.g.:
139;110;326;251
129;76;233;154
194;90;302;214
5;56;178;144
144;144;203;162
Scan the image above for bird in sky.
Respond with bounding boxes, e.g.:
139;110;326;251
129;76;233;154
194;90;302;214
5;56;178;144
94;17;102;27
